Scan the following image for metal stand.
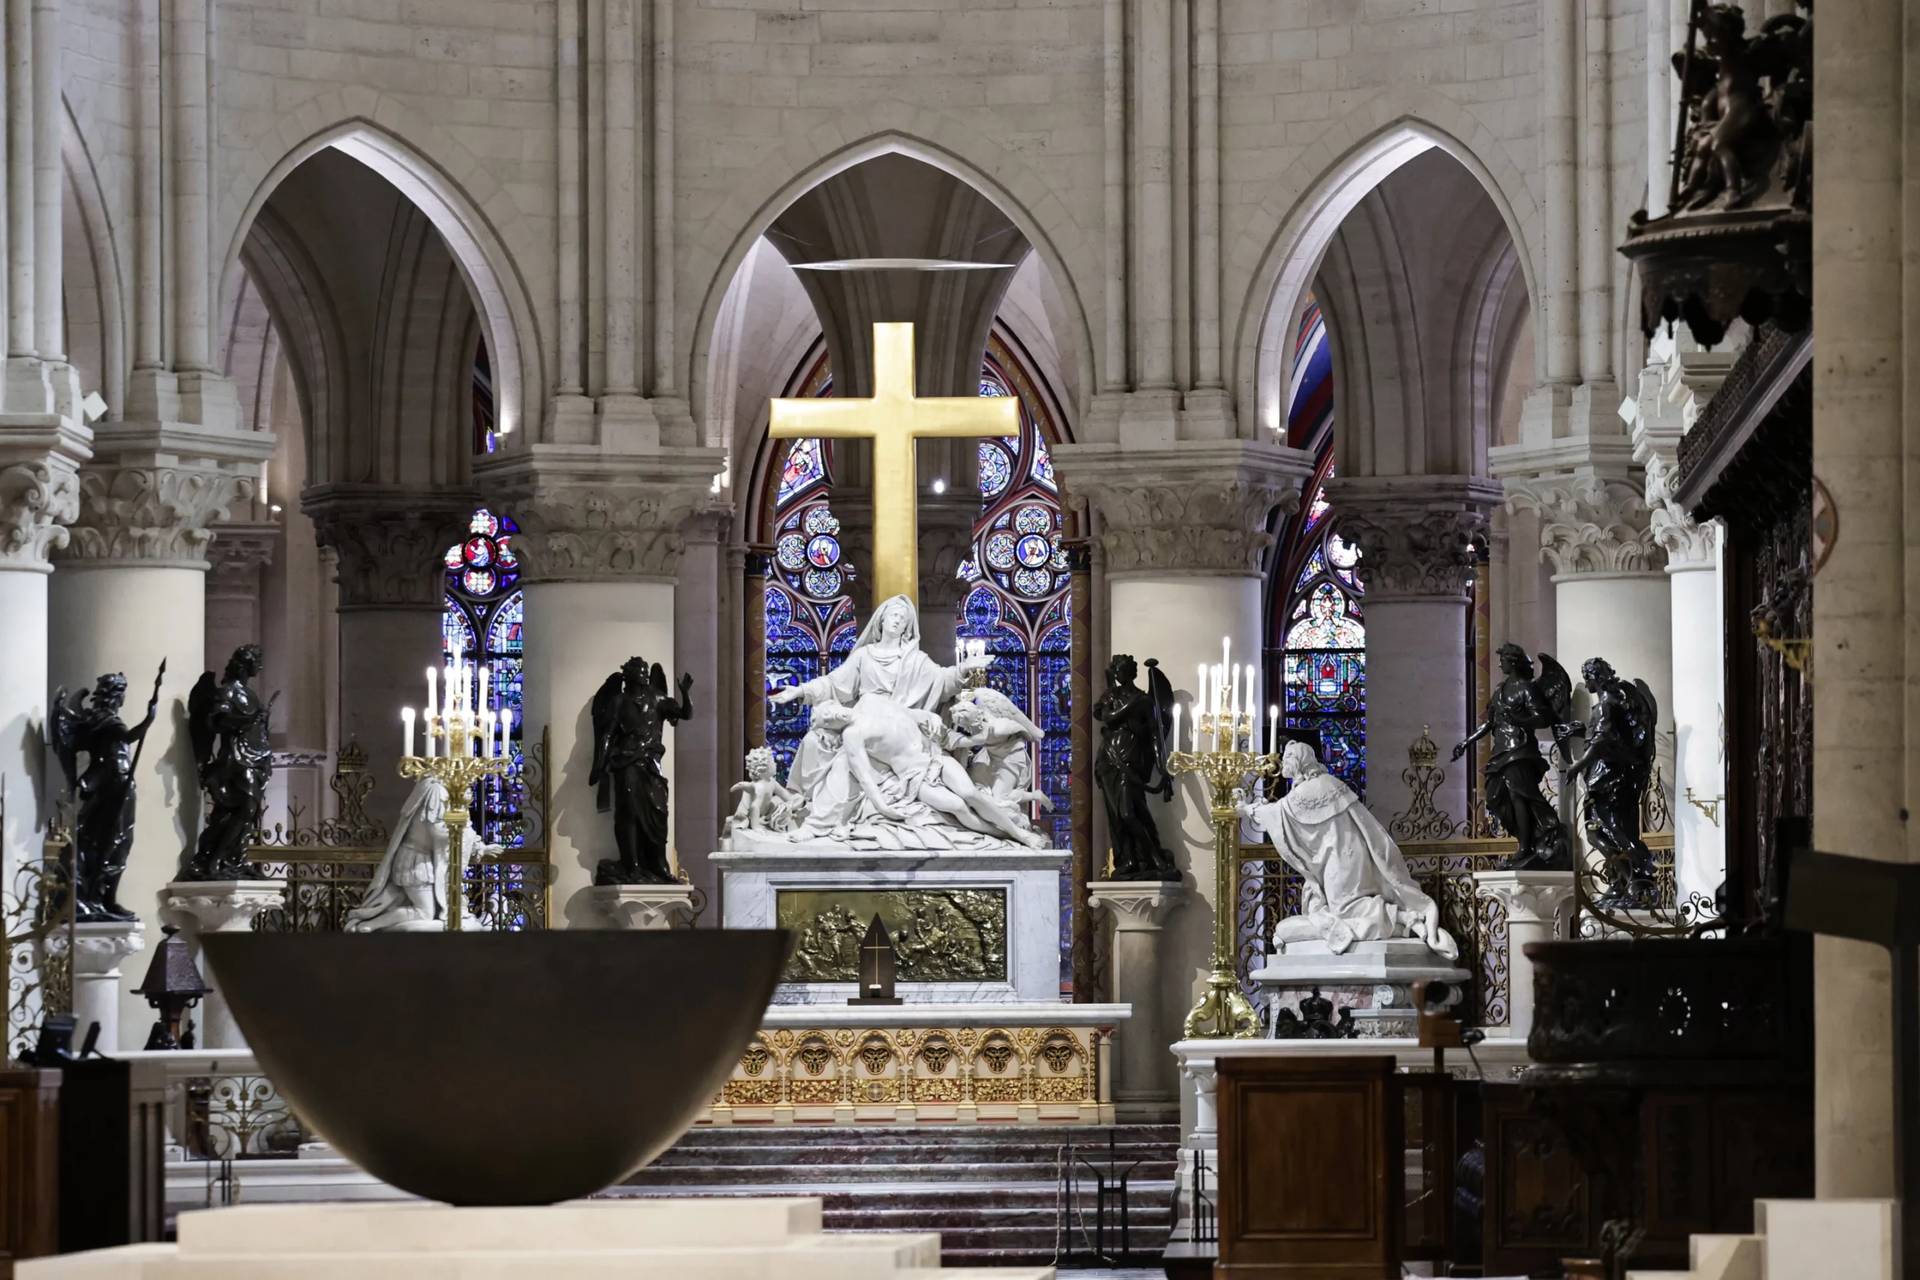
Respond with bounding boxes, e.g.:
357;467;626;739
1067;1131;1140;1263
1168;733;1278;1039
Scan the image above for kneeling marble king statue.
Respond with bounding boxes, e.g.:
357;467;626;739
1240;740;1458;960
346;776;502;932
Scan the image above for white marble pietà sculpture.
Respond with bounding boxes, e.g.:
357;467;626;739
751;593;1048;850
726;746;804;835
345;776;500;932
1239;741;1458;959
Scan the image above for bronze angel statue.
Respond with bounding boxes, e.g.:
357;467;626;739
1453;644;1573;871
48;663;165;920
1561;658;1661;909
1092;654;1179;881
181;644;275;882
589;656;693;885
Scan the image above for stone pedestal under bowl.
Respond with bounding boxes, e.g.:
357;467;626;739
199;929;788;1205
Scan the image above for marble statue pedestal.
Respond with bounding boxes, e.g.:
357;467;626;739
1471;869;1575;1042
18;1197;1058;1278
1087;880;1187;1120
589;883;699;930
1249;938;1469;1039
70;919;146;1051
162;880;288;1050
712;846;1068;1004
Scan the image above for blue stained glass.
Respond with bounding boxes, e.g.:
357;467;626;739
1284;649;1365;713
979;443;1013;498
777;437;826;505
443;508;528;854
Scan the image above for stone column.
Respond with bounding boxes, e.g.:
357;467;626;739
915;496;974;650
304;487;475;831
1472;870;1575;1043
70;919;146;1051
48;426;270;1048
0;426;85;883
203;522;276;668
487;447;720;928
160;880;284;1049
1330;477;1501;826
1054;441;1311;1066
1632;342;1735;913
1087;881;1187;1120
674;508;730;907
1500;471;1671;751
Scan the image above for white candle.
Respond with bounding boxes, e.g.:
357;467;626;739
956;639;963;667
1168;702;1181;759
1229;661;1240;723
482;711;495;758
402;708;415;759
1268;703;1279;754
479;664;490;716
426;666;438;720
499;707;513;759
1195;665;1207;738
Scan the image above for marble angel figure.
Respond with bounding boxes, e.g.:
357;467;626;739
948;687;1051;811
1238;741;1458;960
770;594;992;831
726;746;804;834
345;776;500;932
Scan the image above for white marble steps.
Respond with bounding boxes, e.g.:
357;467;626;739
21;1199;1059;1278
1627;1199;1897;1280
608;1123;1179;1265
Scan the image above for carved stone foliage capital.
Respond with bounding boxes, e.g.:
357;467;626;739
206;523;279;593
1643;453;1716;568
1505;476;1666;577
917;503;976;609
510;486;711;583
70;919;148;975
59;463;256;569
1473;871;1576;932
307;496;474;610
1339;508;1486;601
1088;880;1188;929
0;459;80;569
1053;442;1312;577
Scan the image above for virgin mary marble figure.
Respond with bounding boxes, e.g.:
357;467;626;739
771;594;992;838
1240;741;1458;959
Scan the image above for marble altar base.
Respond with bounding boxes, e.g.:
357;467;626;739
19;1198;1056;1278
1248;938;1469;1038
712;846;1067;1004
705;1002;1128;1127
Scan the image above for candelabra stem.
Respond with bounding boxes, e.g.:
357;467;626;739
444;805;470;932
1167;746;1279;1039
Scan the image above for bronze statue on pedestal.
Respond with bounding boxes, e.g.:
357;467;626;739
1561;657;1661;909
590;657;693;885
49;664;164;920
1453;644;1573;872
182;644;275;882
1092;654;1179;882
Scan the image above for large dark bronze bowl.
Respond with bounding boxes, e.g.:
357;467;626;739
199;929;787;1205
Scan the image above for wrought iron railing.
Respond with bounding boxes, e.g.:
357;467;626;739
4;803;75;1062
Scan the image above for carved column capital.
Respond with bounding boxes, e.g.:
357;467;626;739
480;445;724;584
1473;869;1576;932
1503;475;1666;578
0;451;83;571
56;425;274;570
1052;441;1312;576
1643;453;1717;569
70;919;148;976
304;486;477;610
1088;880;1188;930
917;497;976;609
205;522;279;595
1327;476;1501;602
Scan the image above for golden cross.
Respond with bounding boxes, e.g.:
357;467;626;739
770;322;1019;605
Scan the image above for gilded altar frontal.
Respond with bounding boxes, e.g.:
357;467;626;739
777;890;1007;984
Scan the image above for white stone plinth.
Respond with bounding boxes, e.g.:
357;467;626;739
1472;869;1575;1043
162;880;288;1050
70;919;146;1052
18;1197;1058;1278
713;847;1068;1004
1249;938;1469;1038
1087;880;1186;1120
589;883;699;930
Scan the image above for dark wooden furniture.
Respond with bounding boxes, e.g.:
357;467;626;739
0;1067;59;1279
1478;935;1814;1276
1215;1054;1401;1278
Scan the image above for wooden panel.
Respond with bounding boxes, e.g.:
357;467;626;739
0;1068;60;1278
1216;1055;1399;1278
1480;1083;1598;1276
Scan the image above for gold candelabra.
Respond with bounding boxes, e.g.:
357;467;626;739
1168;709;1279;1039
399;695;508;933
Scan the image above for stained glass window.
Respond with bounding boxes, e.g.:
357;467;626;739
443;508;527;846
1269;297;1366;793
